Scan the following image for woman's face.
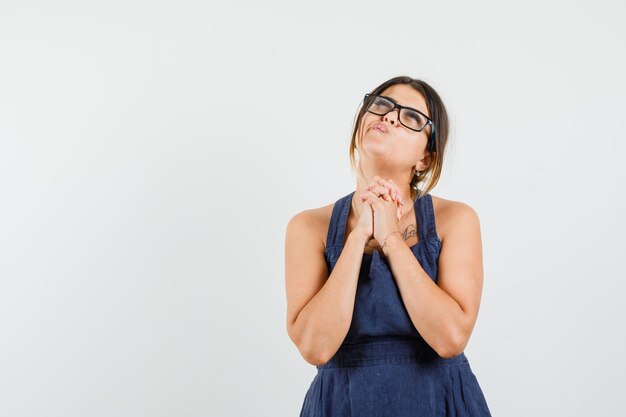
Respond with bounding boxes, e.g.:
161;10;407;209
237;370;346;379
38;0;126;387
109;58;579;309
358;84;432;173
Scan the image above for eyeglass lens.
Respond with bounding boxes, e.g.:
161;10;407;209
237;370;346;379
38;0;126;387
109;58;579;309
365;95;427;131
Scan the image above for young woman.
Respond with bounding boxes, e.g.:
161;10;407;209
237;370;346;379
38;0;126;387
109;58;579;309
285;75;492;416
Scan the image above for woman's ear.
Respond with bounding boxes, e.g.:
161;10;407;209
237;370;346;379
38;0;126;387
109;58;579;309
417;151;432;171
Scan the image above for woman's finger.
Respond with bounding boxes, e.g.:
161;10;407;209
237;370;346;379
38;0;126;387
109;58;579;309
366;183;391;201
374;176;402;205
361;189;377;202
373;176;395;199
377;185;392;202
387;179;404;206
361;190;383;208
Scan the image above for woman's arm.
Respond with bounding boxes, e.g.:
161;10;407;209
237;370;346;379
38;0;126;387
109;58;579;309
285;211;368;366
382;202;484;358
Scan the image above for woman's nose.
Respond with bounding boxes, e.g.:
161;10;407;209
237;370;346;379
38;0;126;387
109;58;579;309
383;108;400;125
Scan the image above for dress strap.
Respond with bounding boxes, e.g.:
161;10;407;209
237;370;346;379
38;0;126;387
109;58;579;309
414;193;439;241
325;191;355;249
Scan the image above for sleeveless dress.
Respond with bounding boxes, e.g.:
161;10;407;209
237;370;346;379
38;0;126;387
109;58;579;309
298;191;492;417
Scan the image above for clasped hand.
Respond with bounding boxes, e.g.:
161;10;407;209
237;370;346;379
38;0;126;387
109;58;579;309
359;176;405;247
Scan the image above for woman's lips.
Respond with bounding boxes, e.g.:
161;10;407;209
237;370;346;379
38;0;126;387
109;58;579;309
372;123;388;132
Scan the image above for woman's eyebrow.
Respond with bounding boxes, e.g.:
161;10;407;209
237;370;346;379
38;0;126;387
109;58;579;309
382;95;425;114
381;94;399;104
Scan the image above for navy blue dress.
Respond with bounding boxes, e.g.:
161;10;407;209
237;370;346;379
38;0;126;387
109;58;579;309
299;191;492;417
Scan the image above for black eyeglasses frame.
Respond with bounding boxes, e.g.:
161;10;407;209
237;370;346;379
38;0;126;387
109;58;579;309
363;93;436;152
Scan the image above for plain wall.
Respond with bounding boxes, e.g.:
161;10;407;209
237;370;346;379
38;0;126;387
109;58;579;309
1;0;624;416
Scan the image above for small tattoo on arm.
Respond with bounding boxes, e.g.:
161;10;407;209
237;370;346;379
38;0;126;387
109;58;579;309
400;224;417;241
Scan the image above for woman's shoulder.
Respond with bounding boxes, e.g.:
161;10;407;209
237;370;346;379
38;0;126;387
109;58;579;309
429;194;480;243
289;201;335;225
286;201;336;248
430;194;479;216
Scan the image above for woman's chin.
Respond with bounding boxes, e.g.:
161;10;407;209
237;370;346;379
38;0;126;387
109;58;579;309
361;137;389;153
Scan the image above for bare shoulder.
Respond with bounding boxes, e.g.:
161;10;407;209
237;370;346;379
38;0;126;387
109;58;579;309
286;202;335;249
430;194;480;243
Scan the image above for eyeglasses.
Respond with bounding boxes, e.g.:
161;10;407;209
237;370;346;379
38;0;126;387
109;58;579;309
363;93;436;152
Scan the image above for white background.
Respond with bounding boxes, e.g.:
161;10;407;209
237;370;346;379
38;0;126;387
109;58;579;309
1;1;625;416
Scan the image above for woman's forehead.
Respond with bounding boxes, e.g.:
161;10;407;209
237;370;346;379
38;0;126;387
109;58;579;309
381;85;429;116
